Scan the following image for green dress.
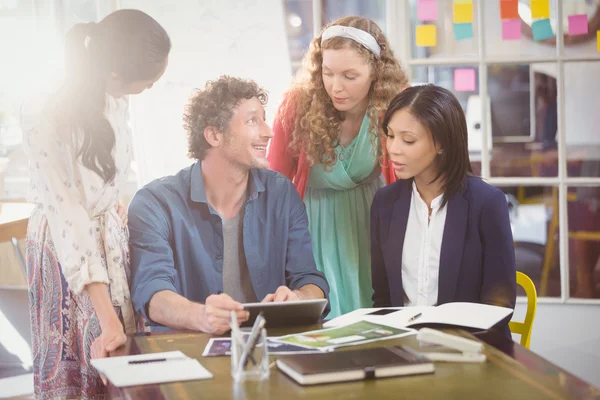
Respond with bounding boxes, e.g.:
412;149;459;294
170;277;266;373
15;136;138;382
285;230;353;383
304;115;384;318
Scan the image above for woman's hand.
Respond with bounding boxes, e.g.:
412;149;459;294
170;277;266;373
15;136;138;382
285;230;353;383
91;319;127;385
115;203;128;227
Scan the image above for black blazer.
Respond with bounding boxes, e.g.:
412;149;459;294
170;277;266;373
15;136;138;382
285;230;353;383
370;176;516;333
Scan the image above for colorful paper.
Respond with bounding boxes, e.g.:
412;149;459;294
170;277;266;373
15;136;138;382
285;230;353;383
530;0;550;20
274;321;415;352
454;68;476;92
454;23;474;40
453;2;473;24
500;0;519;20
568;14;588;36
597;30;600;52
502;19;522;40
416;24;437;47
532;18;554;41
418;0;438;22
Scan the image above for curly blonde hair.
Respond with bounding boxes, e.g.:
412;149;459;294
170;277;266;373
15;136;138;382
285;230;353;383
285;16;408;167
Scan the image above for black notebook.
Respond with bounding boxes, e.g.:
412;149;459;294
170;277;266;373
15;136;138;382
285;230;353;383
276;346;434;385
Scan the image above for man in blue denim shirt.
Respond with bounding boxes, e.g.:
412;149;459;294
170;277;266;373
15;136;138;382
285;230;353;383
128;77;329;334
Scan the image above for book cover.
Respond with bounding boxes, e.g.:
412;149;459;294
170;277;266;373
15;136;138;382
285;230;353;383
276;346;434;385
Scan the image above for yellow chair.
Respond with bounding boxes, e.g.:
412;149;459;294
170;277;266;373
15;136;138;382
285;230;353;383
509;272;537;349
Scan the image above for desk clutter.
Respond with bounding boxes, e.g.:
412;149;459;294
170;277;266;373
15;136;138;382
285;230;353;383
91;302;509;387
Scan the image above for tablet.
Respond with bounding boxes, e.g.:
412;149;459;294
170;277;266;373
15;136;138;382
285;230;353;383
241;298;328;328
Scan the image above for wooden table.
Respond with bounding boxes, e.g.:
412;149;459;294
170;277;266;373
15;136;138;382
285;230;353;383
108;326;600;400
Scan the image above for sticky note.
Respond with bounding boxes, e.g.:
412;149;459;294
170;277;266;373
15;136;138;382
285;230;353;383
418;0;438;22
532;18;554;41
416;25;437;47
453;2;473;24
454;23;474;40
500;1;519;20
454;69;476;92
568;14;588;36
597;30;600;52
530;0;550;19
502;19;521;40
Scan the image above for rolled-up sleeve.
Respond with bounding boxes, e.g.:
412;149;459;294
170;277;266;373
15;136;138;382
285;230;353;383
128;188;179;319
22;110;108;295
283;185;330;311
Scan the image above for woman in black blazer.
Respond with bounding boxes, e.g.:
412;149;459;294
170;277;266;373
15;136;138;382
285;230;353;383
370;85;516;335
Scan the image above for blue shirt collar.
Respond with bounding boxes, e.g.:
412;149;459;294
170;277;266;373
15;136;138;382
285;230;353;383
190;161;266;204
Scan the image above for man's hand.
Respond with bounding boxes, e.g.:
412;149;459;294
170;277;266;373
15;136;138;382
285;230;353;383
197;293;249;335
261;286;305;303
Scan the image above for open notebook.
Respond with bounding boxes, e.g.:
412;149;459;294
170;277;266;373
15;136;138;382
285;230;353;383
90;351;212;387
324;302;513;330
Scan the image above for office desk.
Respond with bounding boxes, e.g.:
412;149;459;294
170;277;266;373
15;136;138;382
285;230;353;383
108;326;600;400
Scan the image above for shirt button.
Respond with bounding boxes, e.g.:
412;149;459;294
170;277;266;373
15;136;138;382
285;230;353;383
216;254;222;260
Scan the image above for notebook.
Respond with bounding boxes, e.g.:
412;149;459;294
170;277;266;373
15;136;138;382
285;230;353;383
323;302;513;331
276;346;434;385
90;351;213;387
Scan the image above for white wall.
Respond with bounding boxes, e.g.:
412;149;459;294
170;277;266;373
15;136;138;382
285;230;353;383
514;302;600;388
120;0;293;185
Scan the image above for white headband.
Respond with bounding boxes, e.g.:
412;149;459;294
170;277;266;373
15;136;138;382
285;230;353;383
321;25;381;58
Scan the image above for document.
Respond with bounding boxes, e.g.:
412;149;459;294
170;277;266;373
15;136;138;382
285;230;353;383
90;351;213;387
272;320;416;352
322;307;404;328
202;338;323;357
324;302;513;331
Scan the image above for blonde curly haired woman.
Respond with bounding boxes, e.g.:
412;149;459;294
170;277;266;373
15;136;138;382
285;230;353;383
268;16;408;318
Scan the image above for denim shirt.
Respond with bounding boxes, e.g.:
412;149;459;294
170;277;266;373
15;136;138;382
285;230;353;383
128;162;330;329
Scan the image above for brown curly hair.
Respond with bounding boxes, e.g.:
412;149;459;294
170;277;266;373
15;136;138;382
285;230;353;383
183;75;268;160
284;16;408;167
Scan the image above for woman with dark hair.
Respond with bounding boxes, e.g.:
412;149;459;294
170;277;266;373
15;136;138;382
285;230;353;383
370;85;516;335
21;9;170;398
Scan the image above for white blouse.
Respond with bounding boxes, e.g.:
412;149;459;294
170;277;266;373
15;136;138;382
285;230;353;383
401;181;448;307
22;93;135;332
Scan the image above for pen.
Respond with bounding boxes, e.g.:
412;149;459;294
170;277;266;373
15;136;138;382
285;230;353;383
128;357;187;365
408;312;422;323
230;311;257;366
237;312;266;371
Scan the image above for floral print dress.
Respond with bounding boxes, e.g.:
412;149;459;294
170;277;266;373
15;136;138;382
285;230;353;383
22;93;135;399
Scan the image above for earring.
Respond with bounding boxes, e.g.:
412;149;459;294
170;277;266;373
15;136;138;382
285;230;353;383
438;150;444;155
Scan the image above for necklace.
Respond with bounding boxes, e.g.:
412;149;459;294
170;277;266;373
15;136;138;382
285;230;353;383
338;140;357;161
